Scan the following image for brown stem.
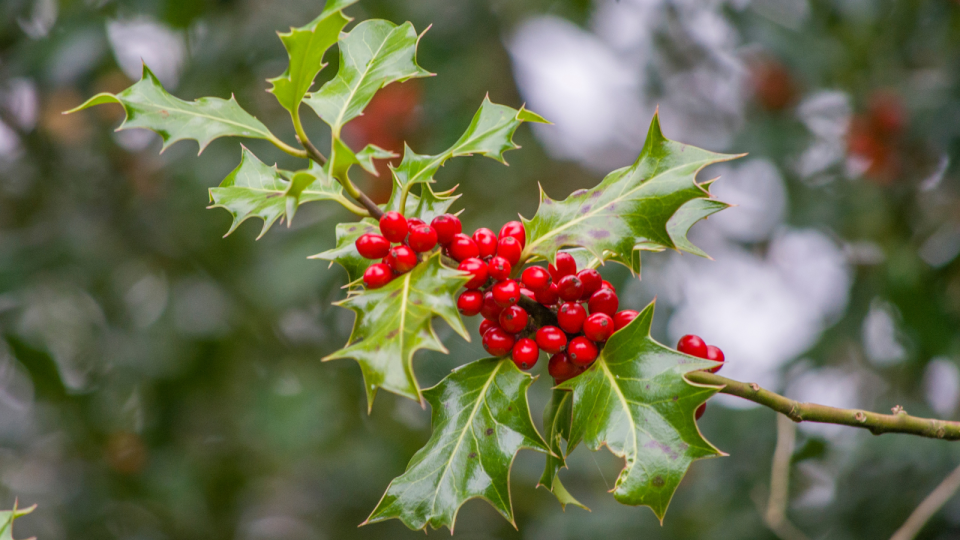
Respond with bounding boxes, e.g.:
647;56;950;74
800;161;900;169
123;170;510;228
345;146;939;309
300;134;384;219
518;295;557;328
686;371;960;441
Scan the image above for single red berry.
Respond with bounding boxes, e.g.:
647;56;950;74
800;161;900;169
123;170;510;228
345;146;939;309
458;257;489;289
536;283;559;305
483;327;516;357
492;279;521;308
407;224;438;253
457;291;483;316
499;221;526;248
355;233;391;260
385;245;417;274
583;312;614;342
577;269;602;298
695;403;707;420
379;211;408;242
548;352;577;382
706;345;725;373
499;305;529;333
497;236;522;266
479;318;497;336
520;287;536;300
431;214;462;245
472;228;498;258
536;326;568;354
568;337;598;366
521;266;552;292
480;291;504;321
677;334;708;358
363;263;393;289
557;302;587;334
487;256;512;281
548;252;577;281
406;217;426;230
588;288;619;316
601;280;615;291
511;338;539;370
613;310;639;331
557;275;584;302
448;233;480;262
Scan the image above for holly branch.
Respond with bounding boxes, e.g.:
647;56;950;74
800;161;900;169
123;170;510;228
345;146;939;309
686;371;960;440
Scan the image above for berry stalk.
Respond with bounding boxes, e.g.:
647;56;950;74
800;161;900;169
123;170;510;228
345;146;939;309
686;371;960;440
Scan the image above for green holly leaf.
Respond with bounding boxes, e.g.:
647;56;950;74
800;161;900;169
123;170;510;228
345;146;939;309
311;184;458;284
66;65;284;154
392;97;548;192
304;19;431;136
364;358;549;532
538;389;588;511
324;253;469;408
267;0;356;114
0;502;36;540
208;148;357;238
522;113;740;269
558;301;724;522
327;137;398;182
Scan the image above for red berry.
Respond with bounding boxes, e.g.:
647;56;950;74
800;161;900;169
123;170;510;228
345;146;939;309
568;337;598;366
521;266;552;292
479;318;497;336
458;258;489;289
483;327;515;357
548;352;577;382
472;228;498;258
557;275;584;302
557;302;587;334
487;256;512;281
448;233;479;262
497;236;522;266
355;233;391;260
577;269;602;298
480;291;504;321
706;345;725;373
588;288;619;316
601;280;615;291
379;211;408;242
695;403;706;420
431;214;462;245
536;326;568;354
520;287;536;300
492;279;521;307
499;221;526;248
536;283;559;305
499;305;529;333
511;338;539;370
583;312;614;342
677;334;708;358
548;252;577;281
385;245;417;274
408;224;438;253
406;217;426;230
613;310;639;331
457;291;483;316
363;263;393;289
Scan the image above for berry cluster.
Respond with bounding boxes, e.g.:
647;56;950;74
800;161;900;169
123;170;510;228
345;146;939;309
356;211;447;288
676;334;725;419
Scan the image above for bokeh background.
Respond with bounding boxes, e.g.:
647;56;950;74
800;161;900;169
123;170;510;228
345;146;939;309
1;0;960;538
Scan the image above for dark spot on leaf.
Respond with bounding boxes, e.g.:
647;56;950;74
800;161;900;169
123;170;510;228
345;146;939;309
572;189;588;197
652;475;665;488
672;395;678;402
386;329;399;339
508;406;512;411
591;190;602;199
159;109;169;118
581;204;592;213
411;299;423;305
468;452;477;459
591;229;610;239
678;443;689;452
486;428;494;436
646;384;650;390
389;290;401;299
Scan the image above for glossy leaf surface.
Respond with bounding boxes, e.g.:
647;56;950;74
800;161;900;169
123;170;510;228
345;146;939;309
304;19;430;135
559;301;723;521
0;503;35;540
522;113;740;268
538;389;587;510
66;65;276;153
365;358;549;531
325;254;469;408
267;0;355;114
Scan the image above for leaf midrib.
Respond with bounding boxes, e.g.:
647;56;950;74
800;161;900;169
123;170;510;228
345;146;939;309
331;25;400;133
133;94;269;138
